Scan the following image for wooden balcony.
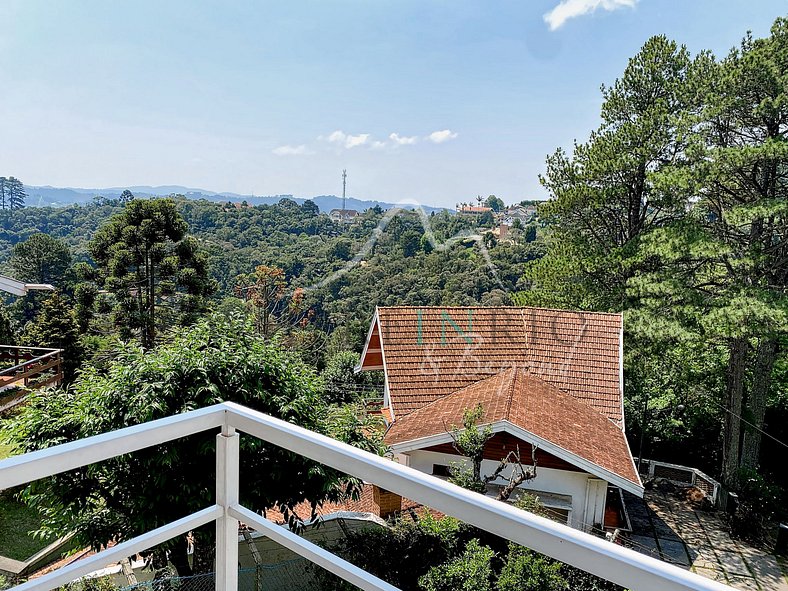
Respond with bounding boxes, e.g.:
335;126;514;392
0;346;63;413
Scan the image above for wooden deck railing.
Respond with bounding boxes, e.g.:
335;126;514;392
0;346;63;412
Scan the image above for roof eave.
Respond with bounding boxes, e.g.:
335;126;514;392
389;420;644;497
355;307;381;374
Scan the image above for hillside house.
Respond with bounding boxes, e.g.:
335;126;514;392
357;306;642;532
457;205;492;214
503;204;538;221
329;208;359;223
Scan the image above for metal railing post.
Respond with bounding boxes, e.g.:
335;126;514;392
216;426;239;591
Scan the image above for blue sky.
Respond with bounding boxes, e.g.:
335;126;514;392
0;1;785;207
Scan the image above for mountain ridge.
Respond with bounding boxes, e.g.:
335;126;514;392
22;184;448;214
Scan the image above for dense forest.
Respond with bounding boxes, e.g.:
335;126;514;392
0;195;536;357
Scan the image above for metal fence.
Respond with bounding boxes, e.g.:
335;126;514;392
116;563;320;591
636;459;721;505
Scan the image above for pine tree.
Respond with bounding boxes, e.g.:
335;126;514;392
21;292;83;382
0;177;7;210
6;177;26;209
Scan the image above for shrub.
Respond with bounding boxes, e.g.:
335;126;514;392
419;539;496;591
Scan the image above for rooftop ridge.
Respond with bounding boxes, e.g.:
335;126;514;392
376;305;623;318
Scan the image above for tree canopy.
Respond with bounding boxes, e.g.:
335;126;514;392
86;199;216;348
1;315;384;576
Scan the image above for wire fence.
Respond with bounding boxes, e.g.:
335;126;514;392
115;561;324;591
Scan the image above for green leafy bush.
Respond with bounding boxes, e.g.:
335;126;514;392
419;539;496;591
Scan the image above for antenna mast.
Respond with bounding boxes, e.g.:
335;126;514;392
342;169;347;218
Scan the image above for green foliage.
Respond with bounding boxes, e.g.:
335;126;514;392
485;195;505;212
496;543;566;591
320;350;382;404
1;315;384;575
318;509;617;591
86;198;216;348
419;539;496;591
520;20;788;493
729;468;787;544
448;404;493;493
0;305;15;345
314;513;464;591
20;292;83;382
11;233;72;284
0;177;27;210
58;576;116;591
119;189;135;205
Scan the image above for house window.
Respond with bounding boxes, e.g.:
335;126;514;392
432;464;451;477
543;507;571;526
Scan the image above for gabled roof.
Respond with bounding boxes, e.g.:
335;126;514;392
358;306;623;424
385;368;642;495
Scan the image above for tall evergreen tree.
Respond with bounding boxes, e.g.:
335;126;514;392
119;189;135;205
0;177;6;210
6;177;26;209
88;198;216;349
21;292;83;382
11;233;72;285
522;36;702;310
634;20;788;483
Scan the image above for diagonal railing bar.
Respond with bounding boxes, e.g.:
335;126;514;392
229;503;400;591
0;402;738;591
11;505;223;591
223;402;735;591
0;404;226;490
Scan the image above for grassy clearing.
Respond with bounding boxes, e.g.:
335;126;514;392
0;442;15;460
0;490;46;561
0;428;49;562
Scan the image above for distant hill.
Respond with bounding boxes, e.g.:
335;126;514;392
23;185;447;214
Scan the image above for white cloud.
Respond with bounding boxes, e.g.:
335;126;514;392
426;129;458;144
272;144;312;156
323;130;370;149
544;0;636;30
389;132;418;146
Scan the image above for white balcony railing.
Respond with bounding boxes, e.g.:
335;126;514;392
0;402;736;591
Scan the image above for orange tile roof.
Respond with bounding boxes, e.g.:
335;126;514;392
384;368;640;491
263;487;378;524
365;306;623;423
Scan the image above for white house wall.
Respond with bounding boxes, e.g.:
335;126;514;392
405;450;602;531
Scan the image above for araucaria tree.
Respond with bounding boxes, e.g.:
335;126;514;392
0;176;26;210
87;198;215;348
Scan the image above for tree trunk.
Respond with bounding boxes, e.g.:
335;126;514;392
169;539;194;577
740;337;778;470
148;253;156;347
722;337;748;486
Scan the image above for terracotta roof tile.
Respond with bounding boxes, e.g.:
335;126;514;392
384;368;640;490
370;307;623;423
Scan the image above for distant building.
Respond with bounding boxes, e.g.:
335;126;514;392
493;223;510;240
458;205;492;214
330;209;359;223
501;205;537;225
